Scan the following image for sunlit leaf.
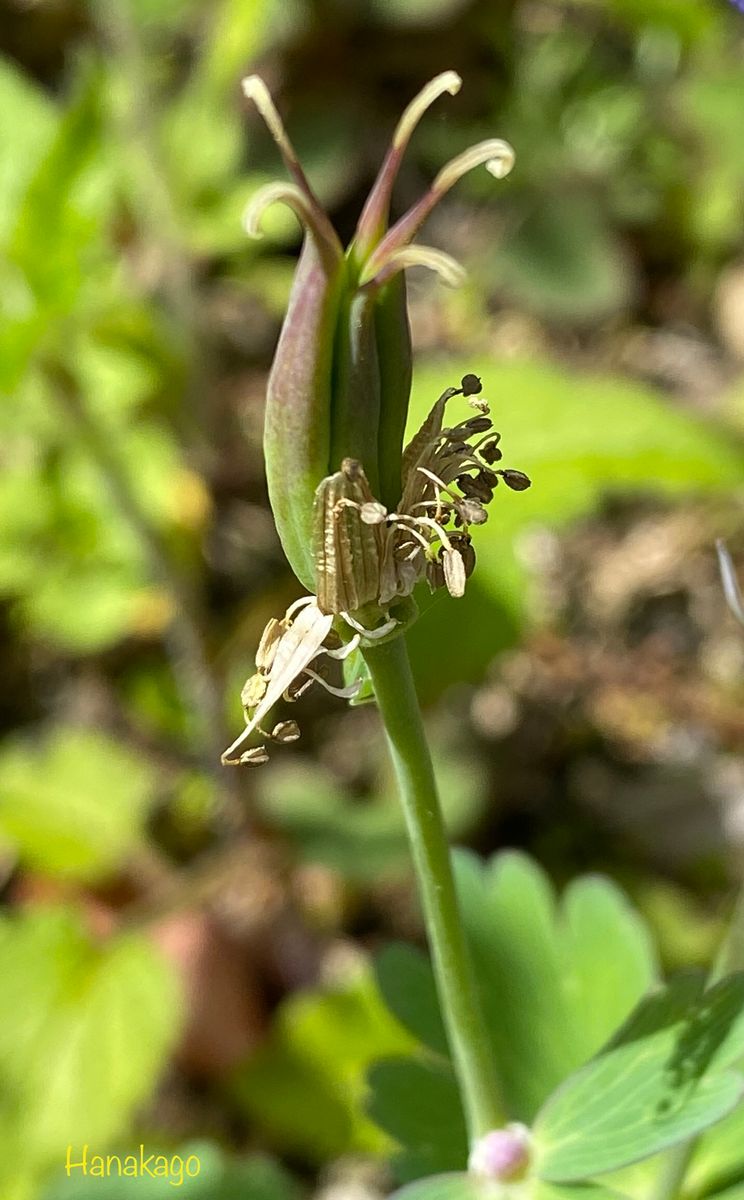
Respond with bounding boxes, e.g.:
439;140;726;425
367;1059;467;1181
534;974;744;1180
0;908;180;1193
0;727;159;879
369;853;658;1178
233;965;416;1161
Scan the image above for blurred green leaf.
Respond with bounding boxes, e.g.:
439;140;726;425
255;750;485;883
9;61;105;313
574;0;721;45
493;196;633;322
367;1059;468;1181
234;964;415;1162
0;56;57;241
376;944;449;1058
0;908;180;1194
389;1178;629;1200
42;1143;300;1200
686;1104;744;1198
534;974;744;1181
0;726;159;880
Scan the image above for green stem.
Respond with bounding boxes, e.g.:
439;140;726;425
363;635;504;1145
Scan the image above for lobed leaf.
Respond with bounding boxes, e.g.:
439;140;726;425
534;974;744;1181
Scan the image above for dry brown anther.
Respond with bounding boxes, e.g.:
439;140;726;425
480;437;502;464
457;474;493;503
461;416;492;434
238;746;270;766
456;498;488;525
499;469;531;492
272;720;301;743
461;373;483;396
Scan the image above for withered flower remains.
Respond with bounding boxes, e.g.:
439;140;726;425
224;74;530;766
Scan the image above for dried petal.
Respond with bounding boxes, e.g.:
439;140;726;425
222;601;333;764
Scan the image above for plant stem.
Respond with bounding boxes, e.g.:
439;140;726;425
363;635;504;1145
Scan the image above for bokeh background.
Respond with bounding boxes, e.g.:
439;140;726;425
2;0;744;1196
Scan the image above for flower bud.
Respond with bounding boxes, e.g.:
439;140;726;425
468;1124;531;1182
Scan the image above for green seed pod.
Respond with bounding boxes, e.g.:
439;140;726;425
242;73;514;595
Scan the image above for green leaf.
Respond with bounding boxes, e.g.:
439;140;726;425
376;943;449;1058
0;56;57;242
41;1143;300;1200
686;1100;744;1196
367;1059;468;1181
0;908;180;1193
368;853;658;1180
387;1175;484;1200
534;974;744;1181
233;964;416;1162
388;1178;629;1200
560;876;658;1055
255;752;485;883
492;194;633;322
463;852;658;1121
0;726;159;880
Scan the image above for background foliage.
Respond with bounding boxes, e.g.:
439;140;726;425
2;0;744;1197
